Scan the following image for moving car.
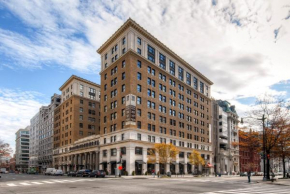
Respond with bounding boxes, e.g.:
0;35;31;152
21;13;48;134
45;168;56;175
76;169;91;177
52;169;63;176
67;171;77;177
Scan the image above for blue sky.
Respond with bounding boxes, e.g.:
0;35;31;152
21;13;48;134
0;0;290;152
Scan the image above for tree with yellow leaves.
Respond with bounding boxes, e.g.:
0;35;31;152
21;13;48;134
188;150;205;174
147;143;179;174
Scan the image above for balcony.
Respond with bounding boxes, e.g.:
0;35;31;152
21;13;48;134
219;138;228;144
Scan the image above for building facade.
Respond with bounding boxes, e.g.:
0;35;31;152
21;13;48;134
212;100;239;175
96;18;213;175
15;127;30;172
29;112;39;168
53;75;101;171
38;94;61;171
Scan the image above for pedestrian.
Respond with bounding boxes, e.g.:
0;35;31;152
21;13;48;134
247;170;251;183
152;169;155;178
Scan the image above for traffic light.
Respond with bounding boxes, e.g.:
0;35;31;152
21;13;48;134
267;154;270;159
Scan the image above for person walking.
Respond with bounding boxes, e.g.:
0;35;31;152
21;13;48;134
247;170;251;183
152;169;155;178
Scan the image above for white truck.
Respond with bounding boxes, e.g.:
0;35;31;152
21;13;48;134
0;168;6;174
45;168;56;175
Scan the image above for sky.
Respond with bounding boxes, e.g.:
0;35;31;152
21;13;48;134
0;0;290;153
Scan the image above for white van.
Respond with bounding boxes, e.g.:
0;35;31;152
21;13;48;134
53;170;63;176
45;168;56;175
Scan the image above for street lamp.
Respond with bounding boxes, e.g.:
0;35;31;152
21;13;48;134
241;114;267;181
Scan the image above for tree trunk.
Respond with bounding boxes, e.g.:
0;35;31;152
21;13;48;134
282;156;286;178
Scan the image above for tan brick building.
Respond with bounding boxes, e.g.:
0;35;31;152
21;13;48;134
53;75;101;171
97;18;214;175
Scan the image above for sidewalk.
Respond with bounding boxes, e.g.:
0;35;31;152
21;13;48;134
262;178;290;186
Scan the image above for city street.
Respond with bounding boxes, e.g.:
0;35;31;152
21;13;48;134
1;174;289;194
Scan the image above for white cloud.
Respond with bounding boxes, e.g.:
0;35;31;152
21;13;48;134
0;0;289;112
0;88;46;153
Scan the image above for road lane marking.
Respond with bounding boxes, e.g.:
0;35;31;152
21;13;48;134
20;183;31;186
42;181;54;184
31;182;43;185
7;183;17;186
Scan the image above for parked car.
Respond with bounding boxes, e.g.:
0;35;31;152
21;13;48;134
76;169;91;177
89;170;98;177
67;171;77;177
45;168;56;175
240;172;247;176
53;170;63;176
96;170;106;178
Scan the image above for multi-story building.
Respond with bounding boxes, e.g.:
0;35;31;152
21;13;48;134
212;100;239;175
29;111;40;169
15;127;30;172
239;130;261;173
53;75;101;171
96;18;213;175
38;94;61;171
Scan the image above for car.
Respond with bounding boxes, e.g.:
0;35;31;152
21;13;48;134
53;170;63;176
89;170;98;177
240;172;247;176
76;169;91;177
95;170;106;178
67;171;77;177
45;168;56;175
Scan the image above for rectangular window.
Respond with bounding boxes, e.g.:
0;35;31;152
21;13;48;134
137;48;141;55
137;133;141;140
135;147;143;155
137;72;142;80
147;45;155;63
137;97;141;104
186;72;191;86
137;60;142;68
111;148;117;156
178;66;184;81
137;121;141;129
200;81;204;94
122;37;126;45
169;60;175;76
194;77;198;90
137;37;142;45
137;84;142;92
159;53;166;70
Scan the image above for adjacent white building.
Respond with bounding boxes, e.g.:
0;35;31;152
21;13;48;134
15;127;30;172
212;100;239;175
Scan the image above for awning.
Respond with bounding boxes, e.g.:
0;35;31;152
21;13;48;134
170;162;177;165
100;162;107;165
117;160;126;164
108;161;116;164
135;160;146;164
179;162;185;165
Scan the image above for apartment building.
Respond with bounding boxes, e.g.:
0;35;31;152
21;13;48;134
53;75;101;171
15;127;30;172
29;112;39;168
96;18;213;175
212;100;239;175
38;94;61;171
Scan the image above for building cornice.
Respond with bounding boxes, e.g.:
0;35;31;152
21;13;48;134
97;18;213;85
59;75;100;91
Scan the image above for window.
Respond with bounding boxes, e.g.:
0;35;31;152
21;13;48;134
194;77;198;90
137;109;141;116
103;150;107;157
122;60;126;68
80;84;84;90
137;37;141;45
80;99;83;104
122;84;125;92
121;147;126;154
137;60;142;68
186;72;191;86
137;133;141;140
148;45;155;63
137;84;142;92
200;81;204;94
135;147;143;155
122;37;126;45
137;121;141;129
79;131;83;136
159;53;166;70
105;53;107;60
122;72;125;80
178;66;184;81
79;115;83;120
169;60;175;76
121;134;125;141
137;97;141;104
137;72;142;80
79;107;83;113
111;148;117;156
137;48;141;54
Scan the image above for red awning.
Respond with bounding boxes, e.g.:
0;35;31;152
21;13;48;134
206;163;213;168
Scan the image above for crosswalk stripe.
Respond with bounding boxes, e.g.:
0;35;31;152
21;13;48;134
202;186;290;194
31;182;43;185
42;181;54;184
20;183;31;186
7;183;17;186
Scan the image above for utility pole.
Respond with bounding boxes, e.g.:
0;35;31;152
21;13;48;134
258;114;267;181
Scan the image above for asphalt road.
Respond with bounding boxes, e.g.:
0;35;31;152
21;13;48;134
0;174;289;194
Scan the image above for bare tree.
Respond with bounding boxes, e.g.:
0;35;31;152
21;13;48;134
0;139;12;159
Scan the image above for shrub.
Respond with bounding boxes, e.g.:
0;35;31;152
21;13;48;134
124;171;128;176
145;171;148;175
132;171;135;176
